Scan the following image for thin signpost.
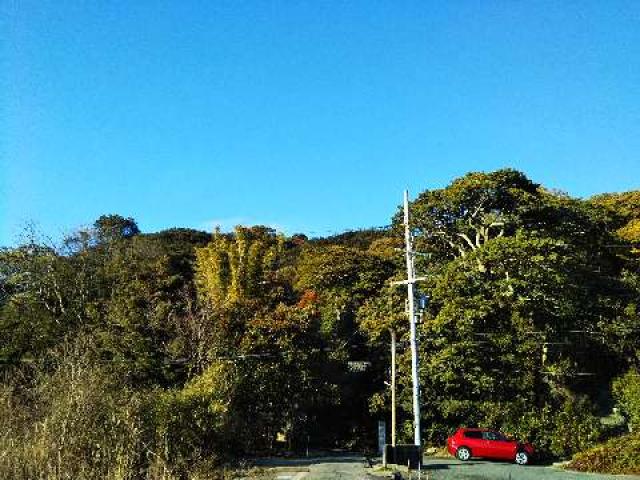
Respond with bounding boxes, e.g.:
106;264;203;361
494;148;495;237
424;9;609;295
391;328;397;448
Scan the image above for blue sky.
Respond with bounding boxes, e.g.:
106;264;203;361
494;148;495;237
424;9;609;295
1;1;639;246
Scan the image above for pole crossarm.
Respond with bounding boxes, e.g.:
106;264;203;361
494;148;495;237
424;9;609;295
390;276;427;286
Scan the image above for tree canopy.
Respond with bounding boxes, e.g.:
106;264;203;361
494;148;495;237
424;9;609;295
1;170;638;478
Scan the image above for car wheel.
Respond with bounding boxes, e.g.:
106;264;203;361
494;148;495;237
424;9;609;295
515;451;529;465
456;446;471;461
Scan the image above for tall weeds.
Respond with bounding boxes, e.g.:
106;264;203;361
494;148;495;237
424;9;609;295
0;339;150;479
0;336;257;480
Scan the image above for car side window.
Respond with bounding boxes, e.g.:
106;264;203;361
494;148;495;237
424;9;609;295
464;431;482;439
482;431;501;441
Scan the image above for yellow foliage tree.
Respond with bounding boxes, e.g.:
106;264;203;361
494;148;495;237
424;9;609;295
195;226;285;308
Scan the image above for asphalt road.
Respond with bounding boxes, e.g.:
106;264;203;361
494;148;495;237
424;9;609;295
256;454;370;480
256;454;640;480
419;458;640;480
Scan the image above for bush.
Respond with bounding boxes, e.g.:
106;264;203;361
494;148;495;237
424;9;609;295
473;397;602;460
549;398;602;457
613;368;640;430
568;432;640;475
154;361;237;471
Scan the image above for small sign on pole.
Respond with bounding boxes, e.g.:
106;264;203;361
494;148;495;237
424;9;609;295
378;420;386;456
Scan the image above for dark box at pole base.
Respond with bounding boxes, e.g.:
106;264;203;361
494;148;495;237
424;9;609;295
384;444;422;468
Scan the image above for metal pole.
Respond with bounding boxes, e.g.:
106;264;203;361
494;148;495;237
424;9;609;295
403;189;422;447
391;329;397;447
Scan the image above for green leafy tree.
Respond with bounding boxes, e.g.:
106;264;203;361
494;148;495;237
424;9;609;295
93;214;140;243
371;169;634;454
590;191;640;245
295;244;396;446
404;169;540;266
416;233;612;440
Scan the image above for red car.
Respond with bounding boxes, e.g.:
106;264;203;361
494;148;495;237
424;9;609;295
447;428;534;465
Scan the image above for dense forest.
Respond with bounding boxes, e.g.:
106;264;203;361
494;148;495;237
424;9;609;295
1;169;639;479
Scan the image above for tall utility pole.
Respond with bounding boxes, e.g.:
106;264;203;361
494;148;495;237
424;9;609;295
390;190;426;448
402;189;423;447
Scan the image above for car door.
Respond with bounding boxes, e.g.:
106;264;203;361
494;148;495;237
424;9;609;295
482;431;516;460
463;431;485;457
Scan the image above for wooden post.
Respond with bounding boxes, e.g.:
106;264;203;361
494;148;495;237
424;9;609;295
391;329;397;447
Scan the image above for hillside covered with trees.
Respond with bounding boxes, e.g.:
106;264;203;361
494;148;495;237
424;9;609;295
1;169;639;479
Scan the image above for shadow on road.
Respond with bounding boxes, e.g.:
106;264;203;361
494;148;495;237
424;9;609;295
254;454;366;468
422;462;479;470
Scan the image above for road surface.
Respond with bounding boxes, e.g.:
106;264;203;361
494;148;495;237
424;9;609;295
256;455;370;480
420;458;640;479
256;454;640;480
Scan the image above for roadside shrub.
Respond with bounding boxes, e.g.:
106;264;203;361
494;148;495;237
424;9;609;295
613;368;640;431
154;361;237;472
549;397;602;457
475;397;602;459
474;402;557;459
568;432;640;475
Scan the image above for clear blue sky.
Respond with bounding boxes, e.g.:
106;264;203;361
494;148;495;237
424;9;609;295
1;1;639;246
